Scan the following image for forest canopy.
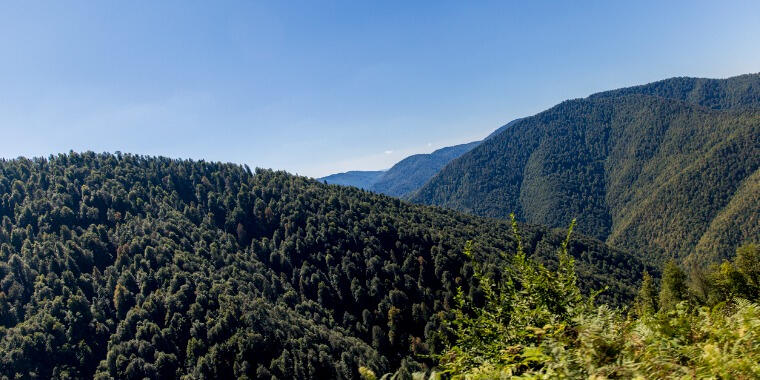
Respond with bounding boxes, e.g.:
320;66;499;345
411;74;760;264
0;152;648;379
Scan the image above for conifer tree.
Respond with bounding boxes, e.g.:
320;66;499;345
659;260;689;310
633;271;658;316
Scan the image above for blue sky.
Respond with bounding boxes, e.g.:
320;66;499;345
1;1;759;177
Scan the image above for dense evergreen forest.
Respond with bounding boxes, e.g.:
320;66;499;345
0;153;648;379
411;74;760;264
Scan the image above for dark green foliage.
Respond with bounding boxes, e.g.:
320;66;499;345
589;73;760;110
658;260;689;311
644;244;760;311
428;216;591;377
411;73;760;264
0;152;647;379
632;272;658;317
735;244;760;290
700;243;760;305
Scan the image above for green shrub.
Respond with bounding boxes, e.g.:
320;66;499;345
413;234;760;379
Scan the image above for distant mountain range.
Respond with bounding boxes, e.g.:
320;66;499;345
318;170;385;189
318;142;481;197
370;141;480;197
318;119;522;197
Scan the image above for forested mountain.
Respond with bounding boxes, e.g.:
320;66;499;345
371;142;480;197
318;170;385;190
0;153;648;379
411;74;760;265
589;73;760;110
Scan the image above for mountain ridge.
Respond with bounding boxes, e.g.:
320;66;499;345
319;116;527;197
371;141;481;197
318;141;482;197
410;73;760;264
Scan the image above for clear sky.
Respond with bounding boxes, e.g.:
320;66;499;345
1;1;759;177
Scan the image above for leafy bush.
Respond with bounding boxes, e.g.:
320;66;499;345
399;227;760;379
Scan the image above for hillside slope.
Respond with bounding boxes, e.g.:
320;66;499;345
319;141;480;198
411;74;760;263
318;170;385;189
371;142;480;197
0;153;647;379
589;73;760;110
483;117;524;140
318;118;524;198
